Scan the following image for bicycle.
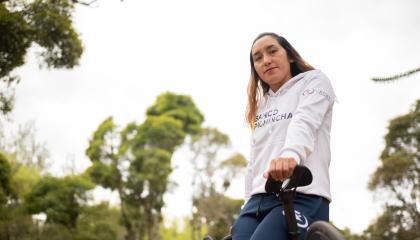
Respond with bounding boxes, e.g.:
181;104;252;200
203;166;345;240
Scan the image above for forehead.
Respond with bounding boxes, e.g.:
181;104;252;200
251;36;281;54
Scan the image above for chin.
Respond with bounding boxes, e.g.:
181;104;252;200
266;77;283;85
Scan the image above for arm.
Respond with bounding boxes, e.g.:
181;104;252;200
280;72;335;163
244;161;253;202
266;72;335;181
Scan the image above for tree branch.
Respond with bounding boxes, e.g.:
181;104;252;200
372;66;420;82
72;0;98;6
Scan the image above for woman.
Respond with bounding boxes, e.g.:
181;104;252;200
231;32;335;240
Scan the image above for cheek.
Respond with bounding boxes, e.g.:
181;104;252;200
282;57;292;68
254;64;264;76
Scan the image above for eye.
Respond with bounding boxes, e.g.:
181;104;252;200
254;55;262;62
270;48;277;54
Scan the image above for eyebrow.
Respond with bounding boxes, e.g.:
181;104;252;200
252;44;277;58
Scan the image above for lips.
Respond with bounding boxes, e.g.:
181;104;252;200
264;67;278;74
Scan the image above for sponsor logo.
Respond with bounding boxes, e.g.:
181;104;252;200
254;109;292;129
302;88;332;102
282;210;309;228
294;210;309;228
302;88;315;96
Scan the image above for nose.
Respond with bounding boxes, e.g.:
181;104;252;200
263;55;272;66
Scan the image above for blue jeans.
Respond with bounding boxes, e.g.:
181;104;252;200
231;193;329;240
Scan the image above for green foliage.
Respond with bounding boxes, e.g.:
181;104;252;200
74;202;126;240
189;127;246;240
27;0;83;68
0;210;37;240
0;152;43;240
9;160;41;199
190;127;231;195
0;124;121;239
1;121;50;172
25;175;95;230
196;194;243;240
0;3;31;79
147;92;205;135
0;0;83;72
85;92;204;240
0;152;12;207
86;117;116;162
366;99;420;239
160;217;208;240
362;205;418;240
126;147;172;207
137;116;186;152
38;224;73;240
220;153;247;191
0;0;84;115
87;161;121;190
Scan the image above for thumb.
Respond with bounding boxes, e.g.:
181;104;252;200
263;170;269;179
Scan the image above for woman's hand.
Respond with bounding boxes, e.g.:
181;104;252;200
263;157;297;181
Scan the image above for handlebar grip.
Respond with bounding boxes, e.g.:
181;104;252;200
265;165;313;194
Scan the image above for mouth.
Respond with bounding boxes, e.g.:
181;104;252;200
264;67;278;74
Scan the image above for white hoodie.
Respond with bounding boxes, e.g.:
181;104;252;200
245;69;335;202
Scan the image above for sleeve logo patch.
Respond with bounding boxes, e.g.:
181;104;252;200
302;88;332;102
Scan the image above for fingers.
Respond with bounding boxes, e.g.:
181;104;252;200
266;157;297;181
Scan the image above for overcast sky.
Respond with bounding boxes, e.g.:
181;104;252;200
5;0;420;234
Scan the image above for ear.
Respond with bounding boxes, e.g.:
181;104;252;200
289;58;295;63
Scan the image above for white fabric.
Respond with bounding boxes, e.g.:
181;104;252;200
245;69;335;202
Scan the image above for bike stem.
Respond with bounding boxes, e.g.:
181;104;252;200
279;189;300;240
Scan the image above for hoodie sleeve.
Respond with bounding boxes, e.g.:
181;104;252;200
279;71;335;164
244;150;253;202
244;167;253;202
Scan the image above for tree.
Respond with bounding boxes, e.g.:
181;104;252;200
25;175;95;231
0;152;13;210
188;127;246;240
364;100;420;239
0;152;43;240
85;92;204;240
74;202;126;240
0;0;102;115
360;68;420;239
189;128;230;197
195;193;244;240
219;153;248;192
0;121;50;172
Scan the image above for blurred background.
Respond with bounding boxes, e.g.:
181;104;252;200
1;0;419;239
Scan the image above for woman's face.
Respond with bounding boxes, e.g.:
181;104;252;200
251;36;292;92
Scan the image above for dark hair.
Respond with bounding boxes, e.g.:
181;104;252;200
246;32;314;128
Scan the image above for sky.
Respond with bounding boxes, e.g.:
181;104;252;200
4;0;420;234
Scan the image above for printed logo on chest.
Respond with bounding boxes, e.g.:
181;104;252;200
254;109;293;129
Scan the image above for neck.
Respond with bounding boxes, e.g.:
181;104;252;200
270;75;292;93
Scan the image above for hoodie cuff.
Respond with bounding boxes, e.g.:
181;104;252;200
279;150;301;165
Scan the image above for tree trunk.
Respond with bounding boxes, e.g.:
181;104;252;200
119;189;138;240
150;213;161;240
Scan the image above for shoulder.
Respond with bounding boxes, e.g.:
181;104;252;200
300;70;335;101
302;70;332;86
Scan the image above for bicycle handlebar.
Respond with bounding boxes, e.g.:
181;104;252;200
265;165;313;194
